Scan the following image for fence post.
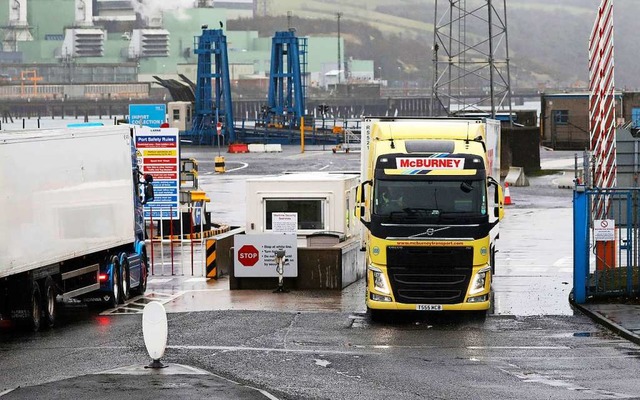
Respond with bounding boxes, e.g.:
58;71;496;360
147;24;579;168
573;188;589;303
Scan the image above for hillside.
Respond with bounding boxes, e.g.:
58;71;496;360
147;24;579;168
237;0;640;90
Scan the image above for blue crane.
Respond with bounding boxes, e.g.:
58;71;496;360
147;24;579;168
187;27;235;145
264;30;307;129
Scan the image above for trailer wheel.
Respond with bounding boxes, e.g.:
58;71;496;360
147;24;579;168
27;283;42;332
42;277;57;329
119;259;130;304
107;256;120;309
132;250;148;296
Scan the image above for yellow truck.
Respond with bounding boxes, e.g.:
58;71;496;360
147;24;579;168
356;117;504;319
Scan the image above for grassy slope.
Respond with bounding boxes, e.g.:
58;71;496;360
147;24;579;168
267;0;593;37
259;0;640;89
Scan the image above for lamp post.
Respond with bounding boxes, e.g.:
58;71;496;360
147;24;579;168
337;12;342;85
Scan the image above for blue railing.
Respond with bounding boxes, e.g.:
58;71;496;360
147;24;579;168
574;187;640;303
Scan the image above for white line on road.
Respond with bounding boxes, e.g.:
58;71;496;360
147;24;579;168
496;364;633;399
319;164;331;170
168;345;379;355
553;256;572;267
226;162;249;173
467;346;570;350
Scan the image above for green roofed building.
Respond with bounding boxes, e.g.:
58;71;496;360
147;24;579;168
0;0;374;93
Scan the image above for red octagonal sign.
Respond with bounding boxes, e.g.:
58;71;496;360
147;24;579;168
238;244;259;267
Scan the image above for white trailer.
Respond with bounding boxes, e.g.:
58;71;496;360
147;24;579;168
0;126;151;330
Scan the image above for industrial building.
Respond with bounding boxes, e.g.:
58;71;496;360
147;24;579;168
0;0;373;95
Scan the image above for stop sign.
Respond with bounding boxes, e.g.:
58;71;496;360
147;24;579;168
238;245;259;267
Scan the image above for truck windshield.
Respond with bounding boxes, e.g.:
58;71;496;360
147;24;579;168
373;179;487;219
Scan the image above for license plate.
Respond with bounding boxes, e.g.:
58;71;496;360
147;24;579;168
416;304;443;311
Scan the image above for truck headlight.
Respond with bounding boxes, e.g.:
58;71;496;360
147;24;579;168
469;267;490;295
369;265;390;295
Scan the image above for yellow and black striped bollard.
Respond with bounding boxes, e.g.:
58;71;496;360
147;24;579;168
206;239;217;279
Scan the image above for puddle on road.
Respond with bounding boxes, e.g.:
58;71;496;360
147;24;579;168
548;331;611;338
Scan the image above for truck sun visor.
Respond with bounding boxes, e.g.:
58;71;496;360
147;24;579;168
405;140;455;153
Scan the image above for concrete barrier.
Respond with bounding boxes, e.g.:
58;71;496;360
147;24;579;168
265;144;282;152
228;143;249;153
556;171;583;189
248;144;266;153
504;166;529;187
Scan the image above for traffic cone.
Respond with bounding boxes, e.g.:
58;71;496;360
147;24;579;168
504;182;512;205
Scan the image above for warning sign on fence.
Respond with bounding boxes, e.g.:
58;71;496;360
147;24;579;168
594;219;615;242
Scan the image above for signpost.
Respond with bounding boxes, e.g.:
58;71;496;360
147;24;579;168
234;234;298;277
129;104;167;128
594;219;615;242
134;126;180;220
237;245;260;267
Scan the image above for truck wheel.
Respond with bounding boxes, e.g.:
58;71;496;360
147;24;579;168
27;283;42;332
119;259;130;304
42;277;57;329
107;256;120;308
132;251;148;296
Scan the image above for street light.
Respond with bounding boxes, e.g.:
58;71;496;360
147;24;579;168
337;12;342;85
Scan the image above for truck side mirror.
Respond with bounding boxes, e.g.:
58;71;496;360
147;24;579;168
356;180;372;228
487;177;504;220
143;183;155;204
494;185;504;220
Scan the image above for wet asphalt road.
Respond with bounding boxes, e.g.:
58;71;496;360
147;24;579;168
3;146;640;399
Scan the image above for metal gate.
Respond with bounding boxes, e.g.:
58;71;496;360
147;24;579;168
574;188;640;303
144;205;229;277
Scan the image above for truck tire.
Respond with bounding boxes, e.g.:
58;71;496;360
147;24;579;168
42;277;57;329
132;251;148;296
107;256;120;309
26;283;42;332
119;259;130;304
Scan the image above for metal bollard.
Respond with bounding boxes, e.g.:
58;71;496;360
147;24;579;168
273;250;288;293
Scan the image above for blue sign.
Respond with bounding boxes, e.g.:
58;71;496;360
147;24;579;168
129;104;166;128
633;108;640;128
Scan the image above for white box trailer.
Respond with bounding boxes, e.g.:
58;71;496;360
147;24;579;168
0;126;151;330
245;172;360;246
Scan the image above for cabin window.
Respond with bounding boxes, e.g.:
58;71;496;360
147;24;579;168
553;110;569;125
265;199;325;230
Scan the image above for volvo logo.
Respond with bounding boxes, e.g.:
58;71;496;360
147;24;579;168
411;226;450;238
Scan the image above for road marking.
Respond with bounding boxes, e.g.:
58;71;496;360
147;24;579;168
148;278;173;284
496;364;633;398
184;277;208;283
168;345;379;355
467;346;570;350
553;256;572;267
226;162;249;173
100;291;182;315
319;164;331;170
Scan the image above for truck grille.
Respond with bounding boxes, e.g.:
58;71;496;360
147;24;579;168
386;246;473;304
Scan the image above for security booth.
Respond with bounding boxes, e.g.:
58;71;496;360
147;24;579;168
231;172;365;290
168;101;192;132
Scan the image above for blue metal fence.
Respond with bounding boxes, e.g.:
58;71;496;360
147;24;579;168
574;187;640;303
